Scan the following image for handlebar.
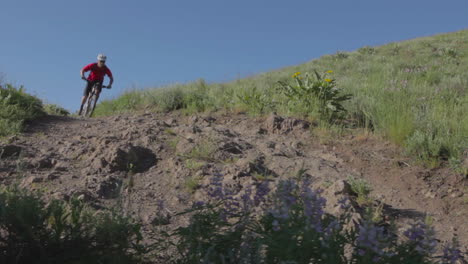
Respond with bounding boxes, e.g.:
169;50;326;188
82;78;111;89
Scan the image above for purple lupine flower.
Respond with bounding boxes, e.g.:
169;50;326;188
224;199;241;217
207;172;224;200
279;180;298;207
272;219;280;231
356;221;391;258
403;222;437;255
192;201;205;209
441;240;465;264
253;181;270;206
321;219;342;247
269;180;299;220
301;180;326;232
156;199;165;212
240;186;253;212
323;220;340;240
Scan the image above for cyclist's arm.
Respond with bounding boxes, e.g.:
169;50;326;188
81;63;93;79
106;67;114;87
80;68;86;79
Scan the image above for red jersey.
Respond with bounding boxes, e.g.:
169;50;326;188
82;63;113;82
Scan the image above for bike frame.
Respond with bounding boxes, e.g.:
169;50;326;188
81;80;109;118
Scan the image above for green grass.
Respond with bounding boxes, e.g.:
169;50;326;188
94;30;468;166
0;84;46;137
184;175;203;193
179;139;217;162
43;103;70;116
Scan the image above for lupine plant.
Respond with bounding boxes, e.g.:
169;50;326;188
157;173;466;264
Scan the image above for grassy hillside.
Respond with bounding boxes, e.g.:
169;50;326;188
94;30;468;167
0;84;45;137
0;83;70;137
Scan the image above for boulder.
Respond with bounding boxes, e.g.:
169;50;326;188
264;113;310;134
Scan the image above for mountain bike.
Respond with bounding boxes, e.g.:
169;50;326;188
81;81;110;118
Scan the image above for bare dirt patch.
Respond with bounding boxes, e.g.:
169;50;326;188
0;112;466;252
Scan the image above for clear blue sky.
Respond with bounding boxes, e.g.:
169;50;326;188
1;0;466;111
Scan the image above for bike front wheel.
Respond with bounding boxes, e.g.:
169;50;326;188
85;94;97;117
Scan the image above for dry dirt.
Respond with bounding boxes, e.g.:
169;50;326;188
0;112;466;251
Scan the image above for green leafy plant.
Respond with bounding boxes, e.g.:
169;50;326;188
0;186;146;264
278;71;352;122
236;86;272;114
184;159;205;170
347;175;373;205
184;176;203;193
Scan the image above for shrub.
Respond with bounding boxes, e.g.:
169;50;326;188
0;186;146;264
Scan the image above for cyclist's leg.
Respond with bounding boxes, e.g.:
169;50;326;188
79;81;93;115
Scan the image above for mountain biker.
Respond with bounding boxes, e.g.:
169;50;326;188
78;54;114;115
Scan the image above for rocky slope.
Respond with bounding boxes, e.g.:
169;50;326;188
0;112;466;250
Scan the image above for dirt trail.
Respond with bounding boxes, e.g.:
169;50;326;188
0;112;466;249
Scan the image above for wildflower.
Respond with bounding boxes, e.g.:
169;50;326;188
240;186;253;212
301;181;326;232
441;239;465;264
253;181;270;206
207;173;224;199
272;219;281;231
269;180;298;220
324;78;333;83
192;201;205;208
403;221;437;255
326;70;333;73
322;219;341;246
156;199;165;211
356;221;392;258
292;72;301;78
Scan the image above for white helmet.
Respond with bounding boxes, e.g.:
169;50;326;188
97;54;107;62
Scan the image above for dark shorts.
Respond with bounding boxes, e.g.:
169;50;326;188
83;80;103;96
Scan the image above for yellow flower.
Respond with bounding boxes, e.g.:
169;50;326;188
325;78;332;83
326;70;333;73
292;72;301;78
